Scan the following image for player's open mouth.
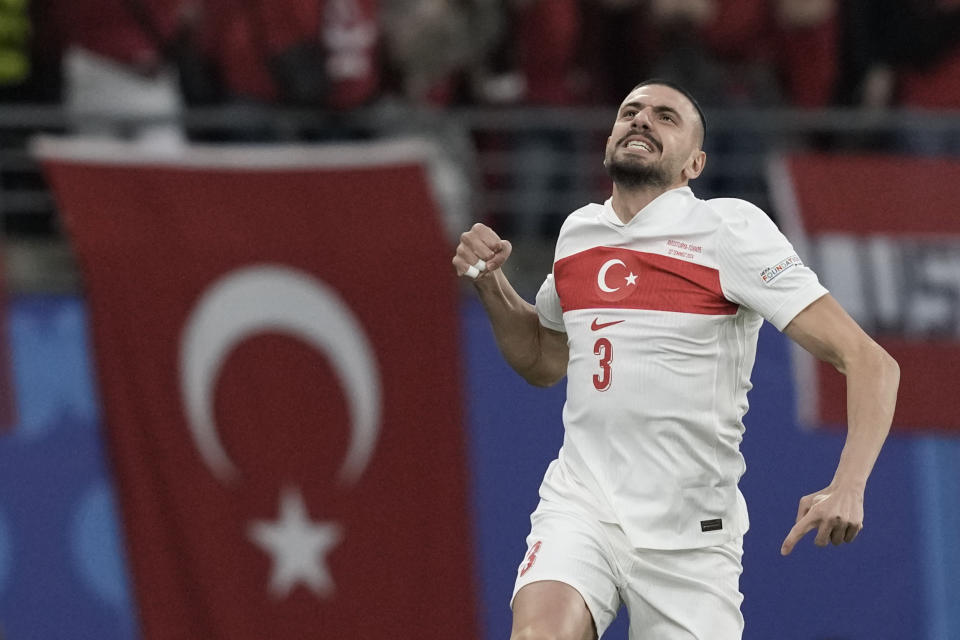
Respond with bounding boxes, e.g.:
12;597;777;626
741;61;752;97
621;135;659;153
626;141;653;152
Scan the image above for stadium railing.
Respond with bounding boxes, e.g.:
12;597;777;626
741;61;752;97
1;104;958;294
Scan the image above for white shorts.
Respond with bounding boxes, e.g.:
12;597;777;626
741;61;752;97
511;499;744;639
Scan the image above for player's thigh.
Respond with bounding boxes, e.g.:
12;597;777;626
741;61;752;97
511;500;621;638
511;580;596;640
623;539;744;640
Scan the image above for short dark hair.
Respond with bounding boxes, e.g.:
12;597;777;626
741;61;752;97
629;79;707;146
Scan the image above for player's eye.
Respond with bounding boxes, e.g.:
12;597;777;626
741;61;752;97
660;113;676;123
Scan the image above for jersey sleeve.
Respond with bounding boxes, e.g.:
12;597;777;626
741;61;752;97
717;202;828;330
535;273;566;332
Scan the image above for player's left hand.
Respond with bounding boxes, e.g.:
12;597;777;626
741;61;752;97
780;484;864;556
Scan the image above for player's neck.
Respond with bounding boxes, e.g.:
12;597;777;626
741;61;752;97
610;181;686;224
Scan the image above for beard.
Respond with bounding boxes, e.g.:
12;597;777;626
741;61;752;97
605;152;671;190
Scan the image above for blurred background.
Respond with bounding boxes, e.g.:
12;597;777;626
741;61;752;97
0;0;958;638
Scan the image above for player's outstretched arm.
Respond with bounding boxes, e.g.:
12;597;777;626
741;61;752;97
778;294;899;555
452;223;568;387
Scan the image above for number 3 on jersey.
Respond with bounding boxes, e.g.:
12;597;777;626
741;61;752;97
593;338;612;391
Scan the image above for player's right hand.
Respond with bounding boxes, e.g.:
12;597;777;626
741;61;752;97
779;484;864;556
452;223;512;281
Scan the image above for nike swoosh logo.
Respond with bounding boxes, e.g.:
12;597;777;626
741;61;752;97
591;318;624;331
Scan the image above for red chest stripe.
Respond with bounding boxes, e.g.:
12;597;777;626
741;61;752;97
554;246;738;315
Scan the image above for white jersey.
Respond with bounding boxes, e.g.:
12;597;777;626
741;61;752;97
534;186;827;550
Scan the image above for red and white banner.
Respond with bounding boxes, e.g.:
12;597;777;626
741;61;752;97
37;138;479;638
770;153;960;433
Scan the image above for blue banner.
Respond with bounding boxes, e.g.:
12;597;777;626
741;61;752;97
0;295;955;638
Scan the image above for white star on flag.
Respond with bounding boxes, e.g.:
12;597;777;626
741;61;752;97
248;487;343;599
625;272;638;285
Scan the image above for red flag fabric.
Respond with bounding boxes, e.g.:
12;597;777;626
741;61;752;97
36;138;479;638
769;153;960;433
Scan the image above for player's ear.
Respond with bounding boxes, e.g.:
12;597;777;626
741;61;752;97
684;150;706;180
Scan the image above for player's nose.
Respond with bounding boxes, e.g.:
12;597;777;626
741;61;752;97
631;107;654;129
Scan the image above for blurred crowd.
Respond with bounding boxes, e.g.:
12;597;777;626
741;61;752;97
2;0;959;120
0;0;956;240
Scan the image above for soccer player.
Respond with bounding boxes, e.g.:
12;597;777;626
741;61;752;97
452;79;900;640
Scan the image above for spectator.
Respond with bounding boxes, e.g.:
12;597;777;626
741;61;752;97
55;0;188;149
895;0;960;154
510;0;582;106
837;0;957;104
203;0;379;112
772;0;838;109
651;0;837;109
578;0;657;106
836;0;960;152
646;0;758;108
381;0;500;106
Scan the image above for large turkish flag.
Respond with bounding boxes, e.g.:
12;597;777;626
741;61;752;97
37;138;480;638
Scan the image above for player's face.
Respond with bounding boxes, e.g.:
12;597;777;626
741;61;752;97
603;84;705;189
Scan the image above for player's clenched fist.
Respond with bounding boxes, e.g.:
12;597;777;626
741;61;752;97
452;223;513;281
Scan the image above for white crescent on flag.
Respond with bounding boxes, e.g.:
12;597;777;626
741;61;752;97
179;264;382;485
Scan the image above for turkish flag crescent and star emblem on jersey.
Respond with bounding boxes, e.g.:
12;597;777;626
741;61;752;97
36;138;480;638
